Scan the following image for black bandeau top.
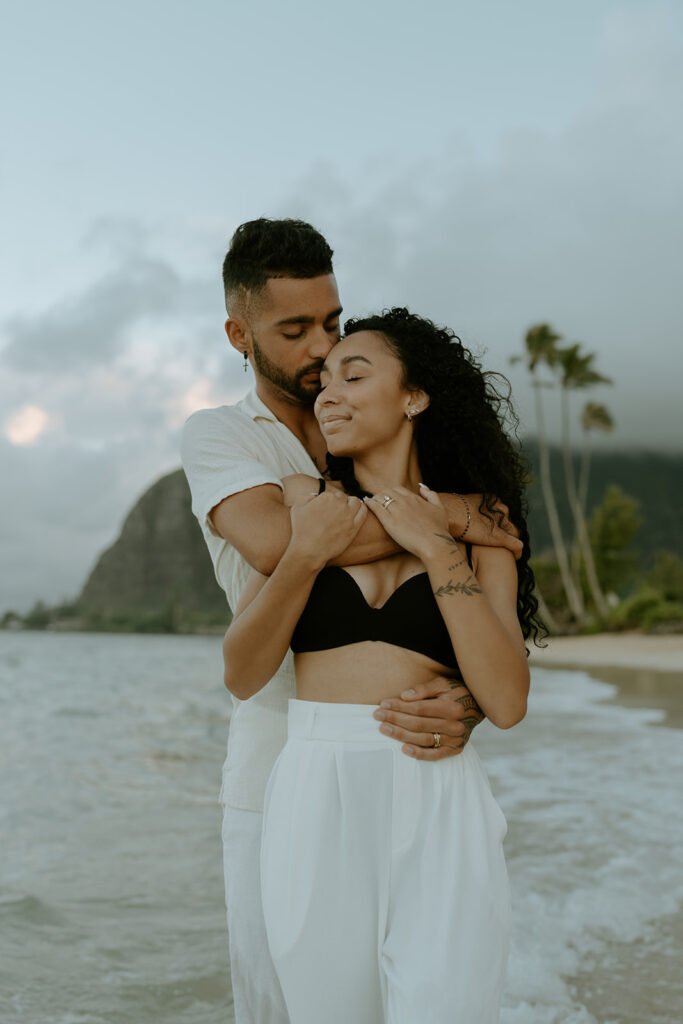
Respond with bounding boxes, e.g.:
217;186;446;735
290;479;472;673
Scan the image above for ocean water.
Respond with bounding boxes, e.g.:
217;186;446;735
0;632;681;1024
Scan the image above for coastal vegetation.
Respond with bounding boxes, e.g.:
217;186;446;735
513;324;682;635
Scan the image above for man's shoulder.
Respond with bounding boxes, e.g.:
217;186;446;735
184;399;250;431
182;399;256;445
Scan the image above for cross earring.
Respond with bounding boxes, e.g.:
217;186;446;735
243;351;249;373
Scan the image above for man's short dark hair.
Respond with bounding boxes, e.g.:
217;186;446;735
222;218;334;315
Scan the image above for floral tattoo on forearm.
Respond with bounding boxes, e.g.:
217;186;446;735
434;576;482;597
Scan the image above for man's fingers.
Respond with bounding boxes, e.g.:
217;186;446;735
378;721;465;750
499;530;524;558
399;679;452;700
375;708;465;736
403;742;465;761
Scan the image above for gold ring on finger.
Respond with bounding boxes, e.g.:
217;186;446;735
432;732;441;748
382;495;395;509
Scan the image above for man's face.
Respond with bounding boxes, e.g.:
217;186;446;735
247;275;342;405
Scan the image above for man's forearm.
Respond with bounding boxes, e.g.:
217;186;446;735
328;512;402;566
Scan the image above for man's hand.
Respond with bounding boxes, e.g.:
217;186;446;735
372;677;485;760
440;493;523;559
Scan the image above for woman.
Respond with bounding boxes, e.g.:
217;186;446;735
223;308;542;1023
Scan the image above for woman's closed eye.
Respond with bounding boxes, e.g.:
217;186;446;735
318;377;361;391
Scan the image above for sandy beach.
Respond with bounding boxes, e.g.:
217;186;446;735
530;631;683;728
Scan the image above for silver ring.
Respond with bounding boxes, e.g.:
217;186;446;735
382;496;395;509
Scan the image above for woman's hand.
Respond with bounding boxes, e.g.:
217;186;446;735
364;484;451;561
289;491;368;569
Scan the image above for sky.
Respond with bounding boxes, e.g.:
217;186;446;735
1;0;681;613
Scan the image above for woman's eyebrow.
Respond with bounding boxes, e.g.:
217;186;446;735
320;355;372;374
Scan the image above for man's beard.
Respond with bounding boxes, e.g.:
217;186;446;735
251;337;322;406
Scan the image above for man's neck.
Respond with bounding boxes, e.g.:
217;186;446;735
254;380;326;467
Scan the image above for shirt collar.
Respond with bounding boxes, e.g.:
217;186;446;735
240;388;278;423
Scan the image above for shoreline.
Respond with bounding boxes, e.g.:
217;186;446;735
530;632;683;728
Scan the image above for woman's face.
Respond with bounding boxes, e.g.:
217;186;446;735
314;331;421;457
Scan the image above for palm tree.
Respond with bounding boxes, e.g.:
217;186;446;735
556;346;612;621
512;325;586;623
578;402;614;519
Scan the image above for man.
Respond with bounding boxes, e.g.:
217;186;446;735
181;218;522;1024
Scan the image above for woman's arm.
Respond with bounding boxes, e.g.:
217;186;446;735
366;487;529;729
223;490;367;700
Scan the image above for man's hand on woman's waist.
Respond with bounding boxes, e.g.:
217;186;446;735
372;677;485;760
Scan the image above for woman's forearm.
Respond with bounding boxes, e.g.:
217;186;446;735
422;542;529;729
223;547;320;700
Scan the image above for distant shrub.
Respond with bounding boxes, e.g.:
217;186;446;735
641;600;683;633
24;601;51;630
610;586;662;629
645;551;683;603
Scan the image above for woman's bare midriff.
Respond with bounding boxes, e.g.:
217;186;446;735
294;642;459;705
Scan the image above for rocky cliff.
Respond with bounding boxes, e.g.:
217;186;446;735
79;469;227;618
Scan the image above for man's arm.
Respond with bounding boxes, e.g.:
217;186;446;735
210;483;401;576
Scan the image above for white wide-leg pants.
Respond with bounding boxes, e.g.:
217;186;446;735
261;700;511;1024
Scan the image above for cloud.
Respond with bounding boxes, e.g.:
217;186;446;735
0;221;244;612
5;404;52;445
277;5;682;449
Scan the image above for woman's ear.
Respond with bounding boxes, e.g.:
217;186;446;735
405;389;430;417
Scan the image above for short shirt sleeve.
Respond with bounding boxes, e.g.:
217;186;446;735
181;407;284;537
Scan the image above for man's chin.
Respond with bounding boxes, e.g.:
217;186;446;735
294;380;322;404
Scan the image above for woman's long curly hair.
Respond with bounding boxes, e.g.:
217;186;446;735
325;307;545;648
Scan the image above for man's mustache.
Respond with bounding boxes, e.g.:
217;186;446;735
297;362;324;380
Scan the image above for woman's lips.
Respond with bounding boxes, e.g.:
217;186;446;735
321;415;349;429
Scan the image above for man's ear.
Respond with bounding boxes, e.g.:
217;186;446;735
225;317;248;354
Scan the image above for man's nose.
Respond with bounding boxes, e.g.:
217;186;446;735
308;327;335;360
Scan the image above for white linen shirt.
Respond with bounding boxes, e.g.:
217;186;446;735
181;389;319;811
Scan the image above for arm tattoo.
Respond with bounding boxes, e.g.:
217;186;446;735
434;533;470;573
434;532;461;550
433;575;482;598
448;558;468;570
447;683;485;740
452;692;483;716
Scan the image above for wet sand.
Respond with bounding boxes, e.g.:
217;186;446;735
530;632;683;728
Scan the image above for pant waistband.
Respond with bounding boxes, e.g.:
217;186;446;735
287;698;389;743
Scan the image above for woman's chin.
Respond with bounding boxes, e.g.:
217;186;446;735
326;440;353;457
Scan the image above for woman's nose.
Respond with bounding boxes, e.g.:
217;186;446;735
318;384;340;405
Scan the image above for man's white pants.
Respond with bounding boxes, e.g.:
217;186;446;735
260;700;511;1024
222;804;290;1024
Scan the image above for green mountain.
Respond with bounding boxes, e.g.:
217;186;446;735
79;469;227;622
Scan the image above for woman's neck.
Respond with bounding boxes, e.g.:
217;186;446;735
352;442;422;496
